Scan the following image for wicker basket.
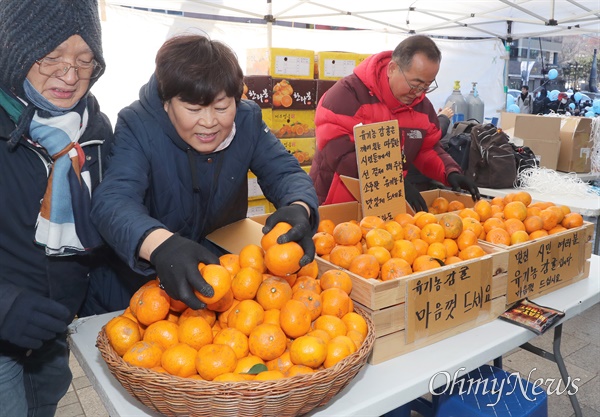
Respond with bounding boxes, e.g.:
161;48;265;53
97;307;375;417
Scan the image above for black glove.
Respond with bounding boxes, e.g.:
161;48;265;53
0;291;71;350
404;180;428;213
262;204;315;267
150;233;220;310
448;172;481;201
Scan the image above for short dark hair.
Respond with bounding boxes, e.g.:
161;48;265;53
521;85;529;90
155;34;244;105
392;35;441;70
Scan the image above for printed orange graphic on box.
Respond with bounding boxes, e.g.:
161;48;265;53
271;110;315;138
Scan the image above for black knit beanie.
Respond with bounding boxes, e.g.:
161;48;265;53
0;0;106;98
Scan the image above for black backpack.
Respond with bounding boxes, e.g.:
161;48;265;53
442;120;480;171
511;143;539;186
465;124;517;189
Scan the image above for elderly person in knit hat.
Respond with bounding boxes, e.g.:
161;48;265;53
0;0;113;415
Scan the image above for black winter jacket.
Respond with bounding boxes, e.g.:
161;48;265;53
0;93;113;351
91;75;318;276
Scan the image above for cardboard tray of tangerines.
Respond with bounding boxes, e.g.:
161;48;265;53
97;232;376;417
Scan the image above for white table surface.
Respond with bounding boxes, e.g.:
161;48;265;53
69;255;600;417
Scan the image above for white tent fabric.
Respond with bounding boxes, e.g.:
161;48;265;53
103;0;600;39
95;4;506;127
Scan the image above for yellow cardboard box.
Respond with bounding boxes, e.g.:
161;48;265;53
246;48;315;79
271;109;315;138
279;137;315;167
315;51;367;80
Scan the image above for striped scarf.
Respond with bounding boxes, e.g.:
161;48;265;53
1;83;101;256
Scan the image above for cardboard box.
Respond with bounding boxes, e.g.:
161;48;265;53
271;110;316;138
315;79;337;104
557;117;593;173
280;137;315;167
315;51;364;80
246;198;274;218
246;48;314;79
261;108;273;129
272;78;316;110
500;112;561;170
243;75;272;108
247;171;264;201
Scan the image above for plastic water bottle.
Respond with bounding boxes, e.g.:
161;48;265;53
444;81;467;124
465;82;484;123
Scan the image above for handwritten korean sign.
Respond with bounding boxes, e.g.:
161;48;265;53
353;120;405;220
405;258;492;343
507;227;588;304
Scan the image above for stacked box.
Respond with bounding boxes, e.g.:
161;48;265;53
247;198;274;217
315;51;371;80
280;137;316;167
271;109;316;139
272;78;316;110
246;48;314;79
243;75;272;108
315;79;337;104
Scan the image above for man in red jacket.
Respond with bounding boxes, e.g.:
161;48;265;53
309;35;479;211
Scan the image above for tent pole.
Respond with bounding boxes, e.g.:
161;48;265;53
266;0;273;49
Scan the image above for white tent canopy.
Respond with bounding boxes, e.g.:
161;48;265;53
94;1;599;127
103;0;600;39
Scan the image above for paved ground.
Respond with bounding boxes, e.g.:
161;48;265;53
56;301;599;417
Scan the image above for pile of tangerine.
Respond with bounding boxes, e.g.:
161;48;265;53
429;191;584;247
313;191;584;281
105;223;368;382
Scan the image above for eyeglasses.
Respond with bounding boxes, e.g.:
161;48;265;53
398;66;438;94
35;57;102;80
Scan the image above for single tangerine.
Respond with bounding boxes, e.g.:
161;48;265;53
420;223;445;245
280;299;312;338
227;299;265;336
447;200;466;211
485;228;511;246
367;246;392;266
458;245;486;260
332;222;363;246
105;315;142;356
296;259;319;279
348;254;380;279
289;335;327;369
561;212;583;229
359;215;386;237
142;320;179;351
239;244;267;273
504;201;528;222
161;343;198;378
261;222;293;251
248;323;287;361
122;341;163;368
195;344;238;381
264;241;304;277
317;219;336;235
430;196;449;213
438;212;463;239
329;244;361;270
380;257;413;281
320;288;351;319
319;269;353;294
292;289;323;321
256;276;293;310
412;255;444;272
365;228;394;251
313;232;336;255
